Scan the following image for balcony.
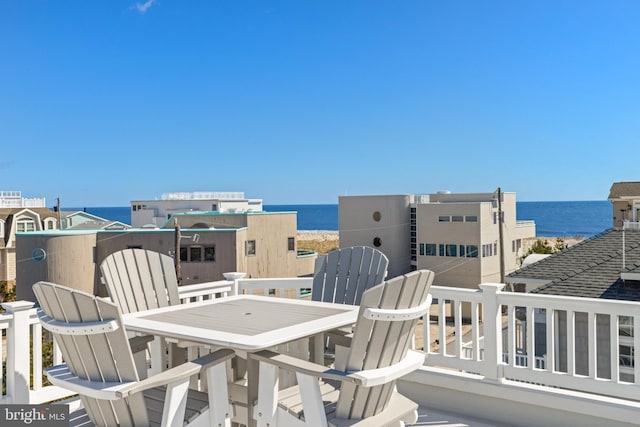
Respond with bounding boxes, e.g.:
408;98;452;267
2;278;639;426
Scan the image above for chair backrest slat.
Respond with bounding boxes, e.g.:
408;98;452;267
33;282;148;427
101;248;180;314
311;246;389;306
335;270;434;420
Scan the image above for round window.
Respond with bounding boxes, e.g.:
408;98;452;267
373;237;382;247
32;248;47;263
373;211;381;222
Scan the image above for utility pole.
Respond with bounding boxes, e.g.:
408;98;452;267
56;197;61;229
174;218;182;285
497;187;505;283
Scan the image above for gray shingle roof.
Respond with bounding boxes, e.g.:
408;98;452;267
608;182;640;200
506;229;640;301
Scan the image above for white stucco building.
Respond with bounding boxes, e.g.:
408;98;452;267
339;191;536;288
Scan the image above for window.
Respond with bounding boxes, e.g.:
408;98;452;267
16;219;35;232
459;245;466;257
288;237;295;251
373;211;381;222
452;216;464;222
373;237;382;247
127;245;142;249
482;244;493;257
620;316;634;337
466;245;478;258
204;246;216;261
438;216;450;222
439;244;445;256
132;205;137;211
620;345;634;368
512;239;522;253
246;240;256;256
419;243;426;256
465;216;478;222
445;244;457;257
180;247;188;261
493;243;498;255
426;243;437;256
46;220;55;230
190;247;202;262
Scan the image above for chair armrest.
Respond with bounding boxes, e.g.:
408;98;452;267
250;349;425;387
121;348;235;396
128;335;154;354
46;349;235;400
326;328;353;348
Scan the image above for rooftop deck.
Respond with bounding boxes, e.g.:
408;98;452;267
2;276;640;426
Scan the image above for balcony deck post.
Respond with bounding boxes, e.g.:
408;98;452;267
478;283;504;381
2;301;35;404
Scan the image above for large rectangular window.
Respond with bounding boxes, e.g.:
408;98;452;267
438;216;450;222
204;246;216;261
452;215;464;222
465;215;477;222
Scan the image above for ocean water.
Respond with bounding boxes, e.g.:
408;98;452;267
74;200;612;238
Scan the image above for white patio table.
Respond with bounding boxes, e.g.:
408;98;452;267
123;294;359;426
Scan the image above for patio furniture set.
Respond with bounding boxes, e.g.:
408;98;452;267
34;246;433;427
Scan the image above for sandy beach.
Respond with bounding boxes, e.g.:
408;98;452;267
297;231;586;255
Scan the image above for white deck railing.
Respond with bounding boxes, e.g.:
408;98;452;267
425;283;640;401
3;277;640;409
1;279;235;405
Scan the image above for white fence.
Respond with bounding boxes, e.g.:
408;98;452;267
2;277;640;406
425;283;640;401
1;279;235;405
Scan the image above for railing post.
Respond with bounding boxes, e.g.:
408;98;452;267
2;301;35;404
478;283;504;381
223;272;246;295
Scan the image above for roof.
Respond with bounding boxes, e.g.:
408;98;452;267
0;207;57;221
608;182;640;200
506;229;640;301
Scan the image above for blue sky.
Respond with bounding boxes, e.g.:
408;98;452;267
2;1;639;207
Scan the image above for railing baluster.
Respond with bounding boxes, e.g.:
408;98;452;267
610;314;619;382
454;299;462;358
527;306;535;370
634;315;640;383
567;310;575;376
507;304;515;367
438;299;447;356
588;312;596;379
546;308;554;373
32;323;43;390
471;301;479;361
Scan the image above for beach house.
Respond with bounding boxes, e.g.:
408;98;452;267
505;181;640;383
130;191;263;227
339;190;536;288
15;208;315;302
0;191;57;286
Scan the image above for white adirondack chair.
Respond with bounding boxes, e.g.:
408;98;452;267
33;281;234;427
100;248;203;370
251;269;433;427
310;246;389;362
311;246;388;306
